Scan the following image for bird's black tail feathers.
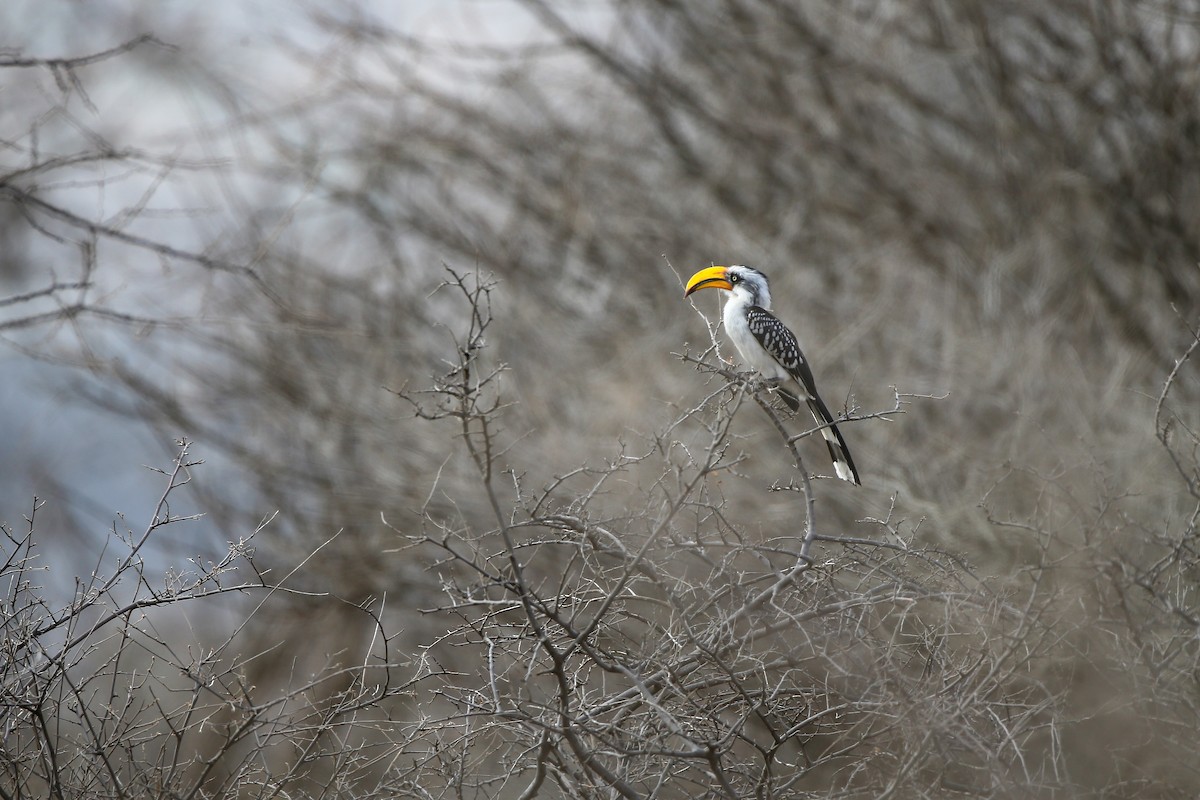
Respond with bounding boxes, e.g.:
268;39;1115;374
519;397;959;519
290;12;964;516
805;396;861;485
769;383;860;484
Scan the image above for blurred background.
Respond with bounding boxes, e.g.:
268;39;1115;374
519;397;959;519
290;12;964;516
3;0;1199;795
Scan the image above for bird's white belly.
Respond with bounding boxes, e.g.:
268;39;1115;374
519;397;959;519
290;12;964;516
724;302;788;380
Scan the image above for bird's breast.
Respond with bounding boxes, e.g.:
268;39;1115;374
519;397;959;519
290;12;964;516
723;302;789;379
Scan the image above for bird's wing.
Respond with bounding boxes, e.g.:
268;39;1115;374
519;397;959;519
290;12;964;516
745;306;819;398
746;305;861;484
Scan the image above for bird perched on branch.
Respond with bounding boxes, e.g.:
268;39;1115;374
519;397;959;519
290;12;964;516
685;265;861;485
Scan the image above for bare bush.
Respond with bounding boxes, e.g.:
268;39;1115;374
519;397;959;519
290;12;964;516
0;441;418;798
4;276;1198;797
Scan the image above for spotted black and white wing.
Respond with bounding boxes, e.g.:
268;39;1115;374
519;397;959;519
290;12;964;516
746;306;862;485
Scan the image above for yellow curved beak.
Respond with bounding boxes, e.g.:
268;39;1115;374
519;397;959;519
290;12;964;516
684;266;732;297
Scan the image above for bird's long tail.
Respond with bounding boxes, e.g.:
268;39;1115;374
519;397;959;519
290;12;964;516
805;395;861;485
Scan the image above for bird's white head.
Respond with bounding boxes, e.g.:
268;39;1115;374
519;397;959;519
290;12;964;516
684;264;772;310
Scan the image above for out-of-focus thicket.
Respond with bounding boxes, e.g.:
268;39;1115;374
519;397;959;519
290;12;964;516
3;1;1199;797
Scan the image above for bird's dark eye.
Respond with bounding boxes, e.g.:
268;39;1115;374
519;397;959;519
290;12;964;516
729;273;739;283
